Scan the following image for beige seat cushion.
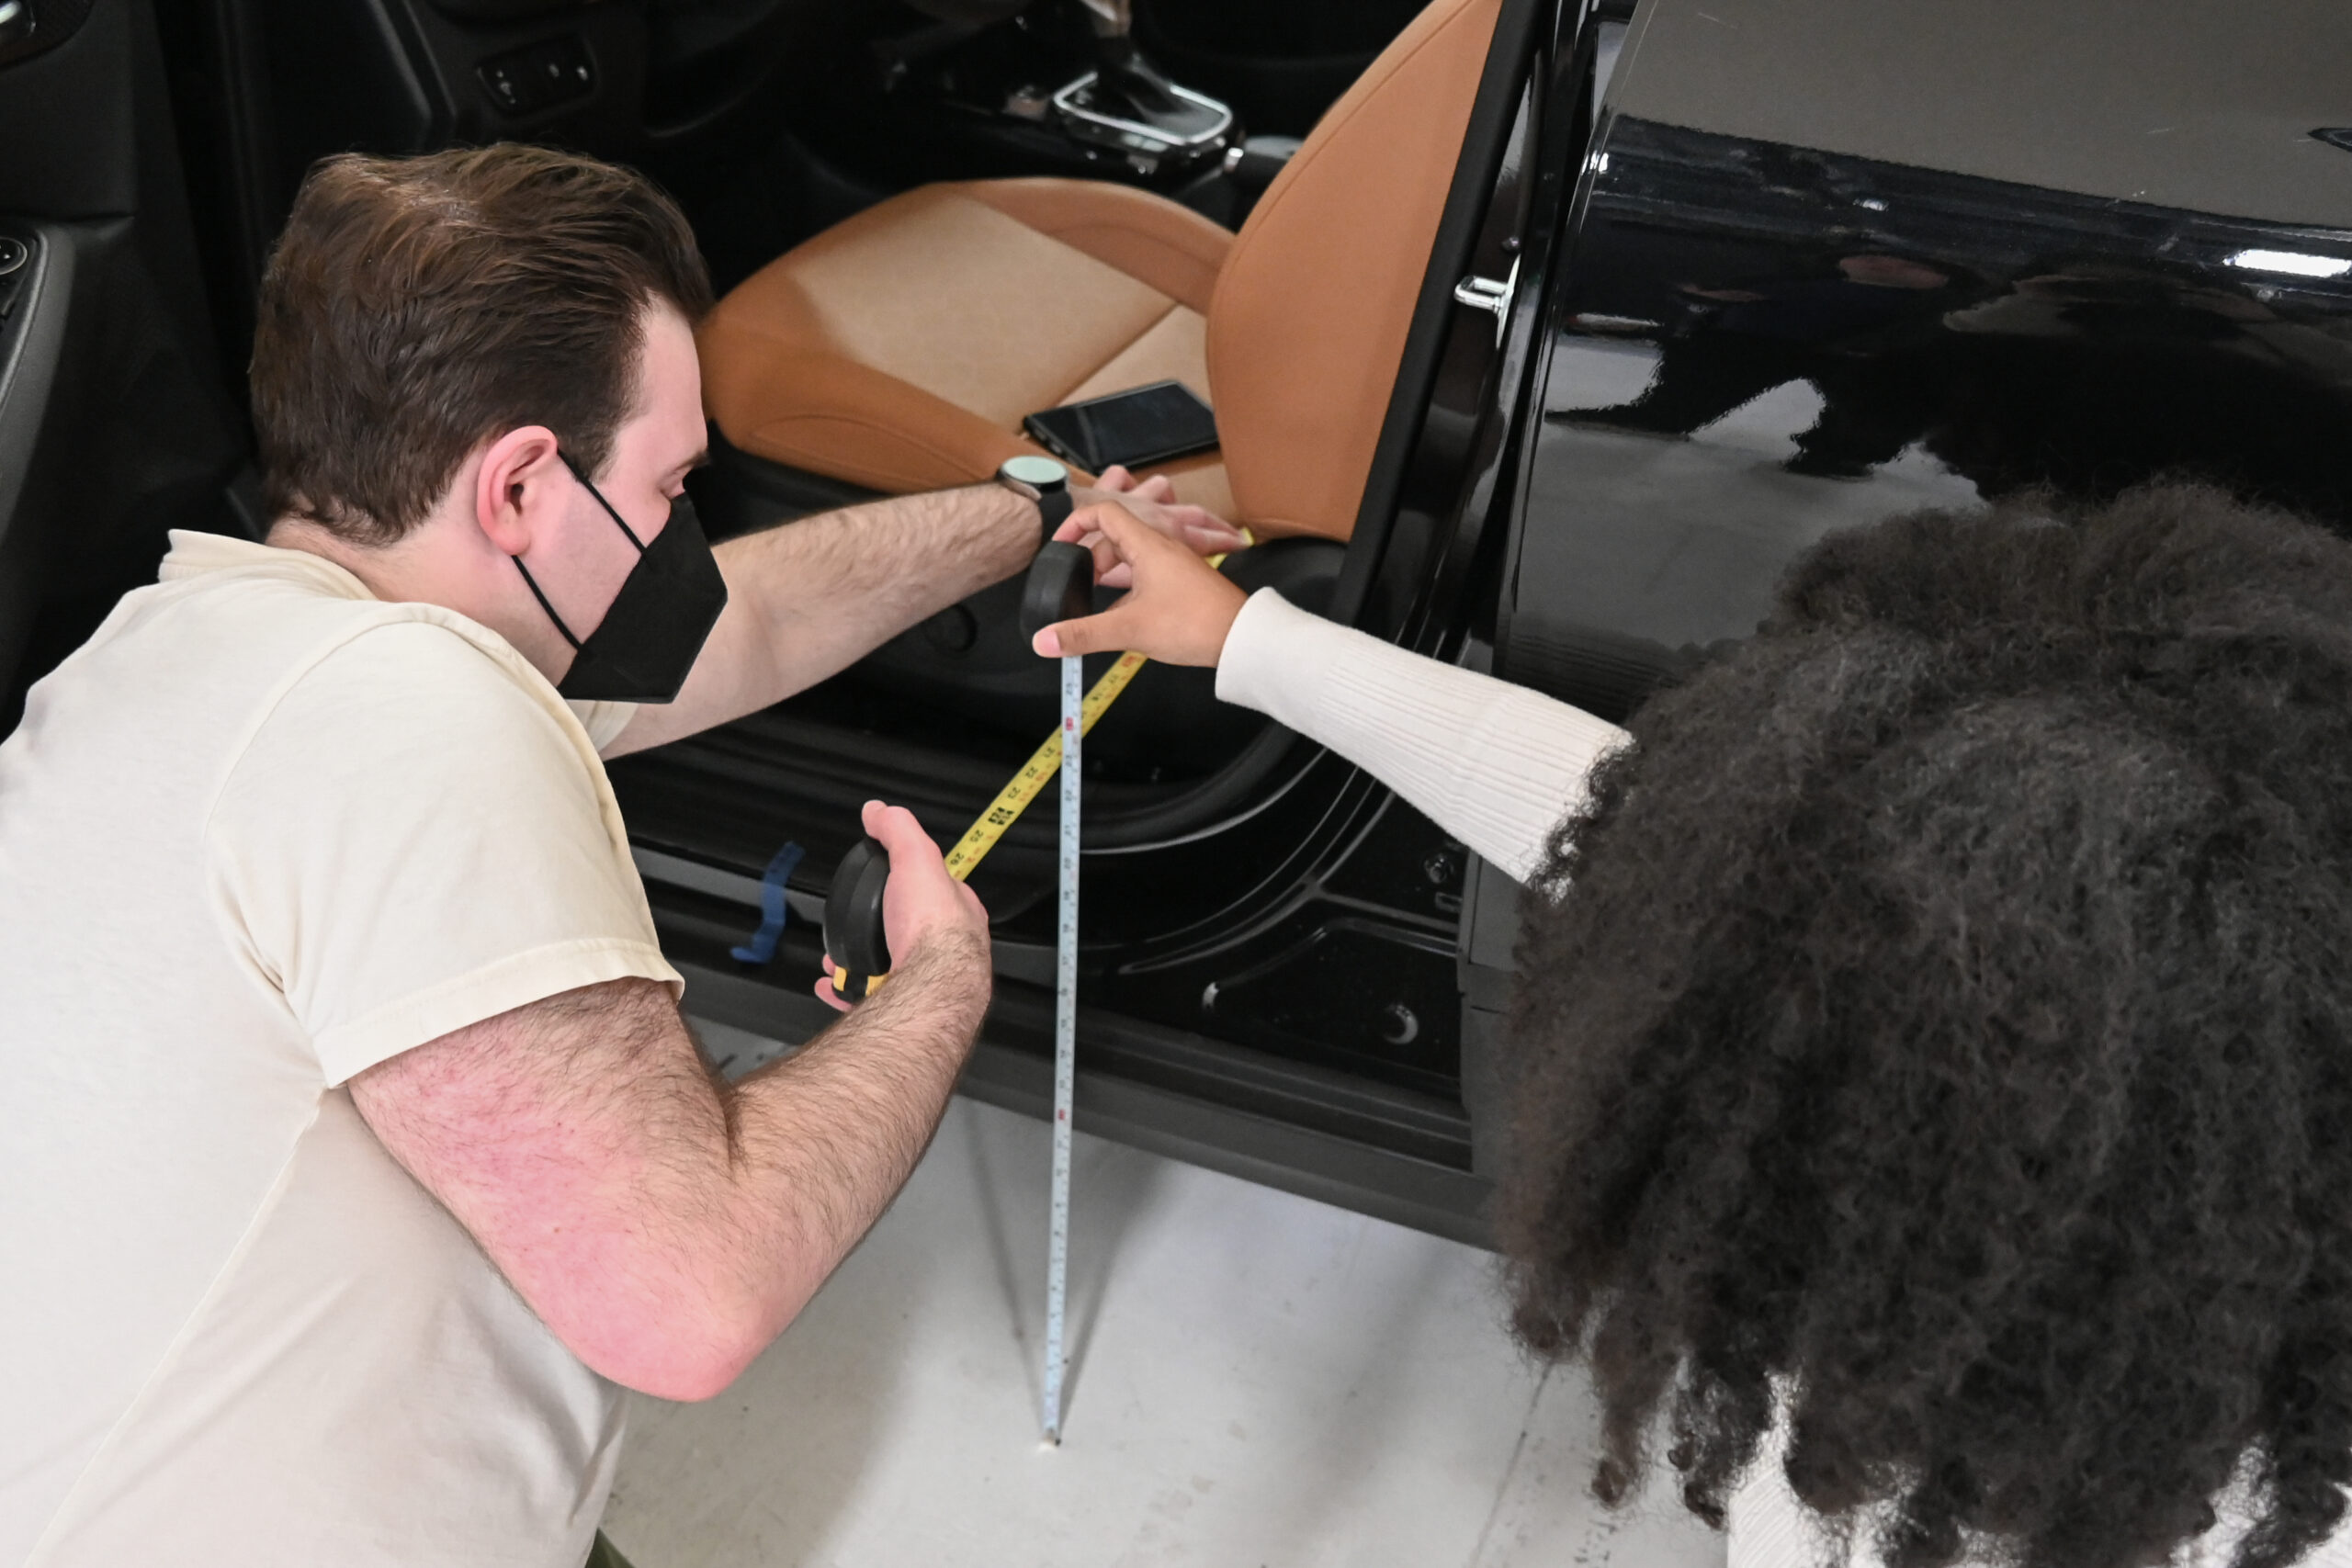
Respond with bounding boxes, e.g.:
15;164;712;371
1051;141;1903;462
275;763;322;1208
700;178;1234;506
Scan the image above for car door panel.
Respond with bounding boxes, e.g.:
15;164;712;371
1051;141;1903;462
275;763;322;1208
0;0;246;733
0;224;73;713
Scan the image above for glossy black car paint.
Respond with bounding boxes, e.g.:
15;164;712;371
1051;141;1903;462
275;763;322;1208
1507;8;2352;724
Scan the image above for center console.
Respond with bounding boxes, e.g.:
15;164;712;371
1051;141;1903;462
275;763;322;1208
1053;0;1232;177
837;0;1254;198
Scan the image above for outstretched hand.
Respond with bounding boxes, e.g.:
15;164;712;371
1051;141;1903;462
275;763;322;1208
1030;502;1247;667
817;799;989;1011
1070;465;1247;572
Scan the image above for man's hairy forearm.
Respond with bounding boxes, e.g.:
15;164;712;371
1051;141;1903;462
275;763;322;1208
350;935;992;1400
609;484;1035;754
738;485;1036;683
717;931;992;1338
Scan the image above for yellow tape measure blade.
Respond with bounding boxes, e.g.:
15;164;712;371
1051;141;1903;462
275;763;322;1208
939;651;1150;883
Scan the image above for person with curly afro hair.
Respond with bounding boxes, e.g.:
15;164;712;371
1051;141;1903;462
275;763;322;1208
1035;479;2352;1568
1498;481;2352;1568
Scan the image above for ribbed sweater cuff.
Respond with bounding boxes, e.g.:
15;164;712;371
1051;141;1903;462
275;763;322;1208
1216;589;1626;883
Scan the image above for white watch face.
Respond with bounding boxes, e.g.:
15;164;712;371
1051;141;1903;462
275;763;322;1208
1001;455;1069;491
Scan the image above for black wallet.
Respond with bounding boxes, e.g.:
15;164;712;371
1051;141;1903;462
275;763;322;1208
1023;379;1219;472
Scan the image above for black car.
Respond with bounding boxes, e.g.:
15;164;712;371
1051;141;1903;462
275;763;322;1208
6;0;2350;1245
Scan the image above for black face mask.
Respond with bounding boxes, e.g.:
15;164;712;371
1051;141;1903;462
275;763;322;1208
514;454;729;704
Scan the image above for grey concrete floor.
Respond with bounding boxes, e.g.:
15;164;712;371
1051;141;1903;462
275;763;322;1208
601;1081;1724;1568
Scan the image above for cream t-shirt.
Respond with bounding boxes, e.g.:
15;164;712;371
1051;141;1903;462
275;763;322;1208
0;532;682;1567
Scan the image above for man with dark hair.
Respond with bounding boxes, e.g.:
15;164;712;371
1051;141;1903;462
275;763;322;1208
1035;480;2352;1568
0;144;1238;1565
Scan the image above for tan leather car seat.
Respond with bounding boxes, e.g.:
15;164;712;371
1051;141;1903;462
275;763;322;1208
697;0;1501;540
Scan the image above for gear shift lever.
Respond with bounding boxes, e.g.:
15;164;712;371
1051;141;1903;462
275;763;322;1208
1072;0;1183;120
1072;0;1130;43
1055;0;1231;163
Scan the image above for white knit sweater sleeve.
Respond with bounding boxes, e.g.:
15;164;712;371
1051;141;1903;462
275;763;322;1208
1214;589;1630;885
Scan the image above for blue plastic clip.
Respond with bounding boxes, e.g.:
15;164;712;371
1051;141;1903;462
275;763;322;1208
730;841;806;965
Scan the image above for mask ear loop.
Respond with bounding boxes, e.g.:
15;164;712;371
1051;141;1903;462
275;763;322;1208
512;447;649;649
513;555;583;651
559;451;649;550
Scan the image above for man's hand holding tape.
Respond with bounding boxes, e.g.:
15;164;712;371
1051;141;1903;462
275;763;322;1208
813;799;989;1012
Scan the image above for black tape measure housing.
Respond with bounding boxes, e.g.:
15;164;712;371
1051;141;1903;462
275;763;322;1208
820;837;893;998
1021;540;1094;643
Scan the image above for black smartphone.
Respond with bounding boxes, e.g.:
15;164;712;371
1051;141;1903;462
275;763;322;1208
1023;379;1219;473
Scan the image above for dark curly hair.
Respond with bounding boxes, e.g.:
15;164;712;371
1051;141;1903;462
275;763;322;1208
1498;483;2352;1568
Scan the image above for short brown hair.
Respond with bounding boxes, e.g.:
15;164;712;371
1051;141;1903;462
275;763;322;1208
251;144;713;545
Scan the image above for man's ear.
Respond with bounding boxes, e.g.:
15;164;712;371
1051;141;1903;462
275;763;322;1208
472;425;563;558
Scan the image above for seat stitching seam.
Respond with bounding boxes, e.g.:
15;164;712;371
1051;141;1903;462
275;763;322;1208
1049;302;1187;408
1032;220;1227;268
1041;229;1222;309
745;415;1031;486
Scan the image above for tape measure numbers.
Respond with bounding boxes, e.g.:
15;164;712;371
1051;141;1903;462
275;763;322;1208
1042;649;1082;1443
943;650;1146;880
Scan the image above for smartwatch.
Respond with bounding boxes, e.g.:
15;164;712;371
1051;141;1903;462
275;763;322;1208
997;455;1074;543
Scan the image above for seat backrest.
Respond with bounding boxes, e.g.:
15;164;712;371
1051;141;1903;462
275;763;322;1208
1206;0;1504;541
